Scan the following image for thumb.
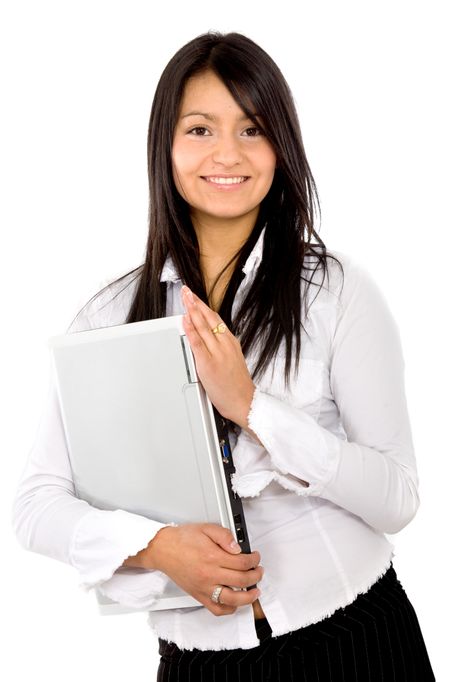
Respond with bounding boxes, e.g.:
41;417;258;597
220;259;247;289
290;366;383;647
202;523;242;554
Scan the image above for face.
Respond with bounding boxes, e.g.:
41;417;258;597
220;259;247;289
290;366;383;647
171;70;277;230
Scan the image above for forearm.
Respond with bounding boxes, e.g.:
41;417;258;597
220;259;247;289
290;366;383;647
246;388;419;534
321;438;420;533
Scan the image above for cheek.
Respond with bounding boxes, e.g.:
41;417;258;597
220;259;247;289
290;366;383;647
258;145;277;180
172;144;199;184
171;144;195;198
171;159;184;197
262;157;277;188
267;148;278;173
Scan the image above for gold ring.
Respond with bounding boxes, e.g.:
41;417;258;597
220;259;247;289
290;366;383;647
211;322;227;335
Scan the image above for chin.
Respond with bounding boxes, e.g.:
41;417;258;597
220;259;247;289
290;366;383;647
201;203;260;220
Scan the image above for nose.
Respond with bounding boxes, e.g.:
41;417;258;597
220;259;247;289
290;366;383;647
211;133;243;167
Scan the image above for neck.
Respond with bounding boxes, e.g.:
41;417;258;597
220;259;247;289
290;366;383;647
192;211;258;260
191;210;259;310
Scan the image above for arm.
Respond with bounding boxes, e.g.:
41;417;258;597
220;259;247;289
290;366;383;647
12;300;263;612
11;306;173;608
181;260;420;537
245;259;419;534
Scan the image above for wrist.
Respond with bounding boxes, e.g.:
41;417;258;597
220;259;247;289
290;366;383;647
233;384;263;445
227;383;256;431
122;525;176;571
141;525;177;570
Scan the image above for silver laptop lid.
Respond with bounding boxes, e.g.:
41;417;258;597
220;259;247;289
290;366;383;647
48;315;244;612
49;315;235;528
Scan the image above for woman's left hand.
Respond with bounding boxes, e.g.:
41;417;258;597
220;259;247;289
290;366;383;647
181;285;255;431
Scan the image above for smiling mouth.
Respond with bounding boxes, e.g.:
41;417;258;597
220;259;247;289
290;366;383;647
202;176;249;185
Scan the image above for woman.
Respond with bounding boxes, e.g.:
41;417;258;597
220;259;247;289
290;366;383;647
13;32;435;680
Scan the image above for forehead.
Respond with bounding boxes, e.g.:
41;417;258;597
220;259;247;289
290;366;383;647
178;70;256;120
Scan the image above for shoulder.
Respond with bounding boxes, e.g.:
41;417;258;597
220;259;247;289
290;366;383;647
318;250;400;352
303;247;385;311
299;247;400;362
67;266;143;333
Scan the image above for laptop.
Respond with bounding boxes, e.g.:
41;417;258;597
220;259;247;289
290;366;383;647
48;315;252;614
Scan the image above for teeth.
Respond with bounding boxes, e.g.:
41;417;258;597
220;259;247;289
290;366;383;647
205;176;247;185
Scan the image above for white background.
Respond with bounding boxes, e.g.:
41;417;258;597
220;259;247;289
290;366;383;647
1;1;448;679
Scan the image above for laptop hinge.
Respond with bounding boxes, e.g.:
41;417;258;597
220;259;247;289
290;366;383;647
180;335;198;383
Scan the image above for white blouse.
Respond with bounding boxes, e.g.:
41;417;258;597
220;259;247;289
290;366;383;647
12;231;420;651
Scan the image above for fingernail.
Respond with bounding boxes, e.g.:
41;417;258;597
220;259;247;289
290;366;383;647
230;540;241;552
182;285;194;303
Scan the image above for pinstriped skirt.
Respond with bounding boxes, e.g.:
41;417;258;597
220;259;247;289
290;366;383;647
156;564;435;681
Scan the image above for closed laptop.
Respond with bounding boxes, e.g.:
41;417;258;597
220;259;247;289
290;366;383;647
48;315;252;613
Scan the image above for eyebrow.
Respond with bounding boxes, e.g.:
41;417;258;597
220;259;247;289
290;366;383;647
180;111;259;122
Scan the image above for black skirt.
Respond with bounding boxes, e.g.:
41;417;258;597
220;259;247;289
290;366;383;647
156;563;435;681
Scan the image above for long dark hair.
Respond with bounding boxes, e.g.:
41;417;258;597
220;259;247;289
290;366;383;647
76;32;343;383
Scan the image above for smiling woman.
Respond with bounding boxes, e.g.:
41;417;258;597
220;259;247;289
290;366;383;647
171;70;277;308
172;70;276;217
12;30;435;681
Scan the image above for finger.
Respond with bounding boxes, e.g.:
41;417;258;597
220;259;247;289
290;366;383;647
182;287;227;350
186;303;227;355
200;524;242;555
219;551;262;571
218;566;264;590
182;312;213;359
181;285;220;327
209;604;237;617
214;585;261;608
200;526;262;571
182;297;218;356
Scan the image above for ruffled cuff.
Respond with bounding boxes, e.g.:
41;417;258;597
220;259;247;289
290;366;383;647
96;565;172;609
70;507;171;589
246;386;340;497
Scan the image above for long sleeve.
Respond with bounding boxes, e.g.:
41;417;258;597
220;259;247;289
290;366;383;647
11;298;172;608
241;258;420;535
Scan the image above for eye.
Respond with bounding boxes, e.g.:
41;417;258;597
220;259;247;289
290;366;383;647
187;126;211;136
243;126;264;137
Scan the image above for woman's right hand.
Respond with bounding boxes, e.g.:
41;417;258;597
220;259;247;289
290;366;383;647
126;523;263;616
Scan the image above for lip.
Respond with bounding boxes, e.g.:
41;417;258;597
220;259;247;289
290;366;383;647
201;175;250;190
